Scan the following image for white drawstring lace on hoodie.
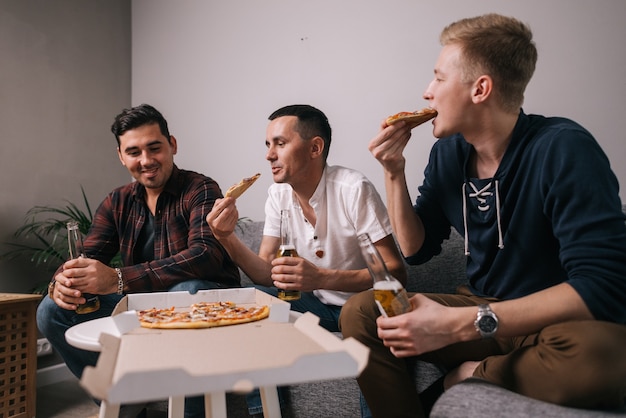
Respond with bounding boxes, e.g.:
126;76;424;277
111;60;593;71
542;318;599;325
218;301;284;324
462;180;505;256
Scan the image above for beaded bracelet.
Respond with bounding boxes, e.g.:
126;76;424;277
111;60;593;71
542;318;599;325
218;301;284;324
48;280;56;299
114;268;124;295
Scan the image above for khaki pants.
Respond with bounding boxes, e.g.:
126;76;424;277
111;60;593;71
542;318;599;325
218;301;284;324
339;288;626;418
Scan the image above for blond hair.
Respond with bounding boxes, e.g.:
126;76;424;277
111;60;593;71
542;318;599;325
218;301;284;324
440;14;537;112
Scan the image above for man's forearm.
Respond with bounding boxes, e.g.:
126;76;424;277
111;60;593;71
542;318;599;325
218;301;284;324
490;283;594;337
384;170;425;256
452;283;595;344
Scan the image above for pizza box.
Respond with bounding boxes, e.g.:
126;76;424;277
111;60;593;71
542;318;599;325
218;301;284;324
79;308;369;406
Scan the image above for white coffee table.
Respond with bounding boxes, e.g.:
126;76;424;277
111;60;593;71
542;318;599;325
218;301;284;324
67;309;367;418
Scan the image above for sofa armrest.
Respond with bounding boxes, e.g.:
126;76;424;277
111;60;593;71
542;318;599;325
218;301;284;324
431;378;626;417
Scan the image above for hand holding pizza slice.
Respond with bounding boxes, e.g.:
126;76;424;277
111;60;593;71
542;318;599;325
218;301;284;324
385;108;437;129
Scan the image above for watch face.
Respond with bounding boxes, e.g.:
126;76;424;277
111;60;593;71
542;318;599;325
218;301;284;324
479;315;498;333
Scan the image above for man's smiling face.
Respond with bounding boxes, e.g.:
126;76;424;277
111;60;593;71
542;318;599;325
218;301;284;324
117;123;177;195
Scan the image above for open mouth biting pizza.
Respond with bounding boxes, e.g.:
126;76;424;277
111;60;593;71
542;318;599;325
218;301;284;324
385;108;437;129
137;301;270;329
224;173;261;199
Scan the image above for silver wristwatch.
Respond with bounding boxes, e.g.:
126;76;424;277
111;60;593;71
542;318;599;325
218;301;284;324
474;304;498;338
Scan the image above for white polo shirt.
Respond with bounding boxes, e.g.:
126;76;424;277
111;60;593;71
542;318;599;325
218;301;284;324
263;165;393;306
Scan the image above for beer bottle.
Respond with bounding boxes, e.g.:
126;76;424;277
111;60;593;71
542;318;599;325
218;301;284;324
275;209;301;301
67;220;100;314
358;233;411;317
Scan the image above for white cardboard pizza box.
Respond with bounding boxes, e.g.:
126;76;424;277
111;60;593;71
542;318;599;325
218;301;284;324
78;289;369;408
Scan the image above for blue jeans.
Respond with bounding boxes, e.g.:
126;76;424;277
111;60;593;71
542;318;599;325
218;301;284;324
254;285;342;332
37;279;233;418
360;392;373;418
245;285;342;415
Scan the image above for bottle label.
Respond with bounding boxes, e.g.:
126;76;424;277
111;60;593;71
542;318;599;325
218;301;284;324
76;294;100;314
373;281;411;317
277;245;298;258
276;245;301;300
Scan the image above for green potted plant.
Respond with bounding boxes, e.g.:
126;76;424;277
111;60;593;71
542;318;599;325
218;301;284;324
1;187;120;294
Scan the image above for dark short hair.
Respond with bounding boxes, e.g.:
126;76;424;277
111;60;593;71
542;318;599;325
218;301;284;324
269;104;332;161
111;104;171;147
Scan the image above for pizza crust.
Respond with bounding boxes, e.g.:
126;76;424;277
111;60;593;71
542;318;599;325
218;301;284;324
385;108;437;129
225;173;261;199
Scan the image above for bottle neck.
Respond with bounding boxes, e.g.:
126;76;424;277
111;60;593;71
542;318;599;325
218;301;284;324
67;224;85;259
280;210;294;247
359;235;393;284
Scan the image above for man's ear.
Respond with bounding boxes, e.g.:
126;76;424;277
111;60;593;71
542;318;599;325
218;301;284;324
169;135;178;155
310;136;324;158
117;147;126;166
472;75;492;104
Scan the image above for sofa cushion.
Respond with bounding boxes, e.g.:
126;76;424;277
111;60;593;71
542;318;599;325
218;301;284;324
234;219;265;286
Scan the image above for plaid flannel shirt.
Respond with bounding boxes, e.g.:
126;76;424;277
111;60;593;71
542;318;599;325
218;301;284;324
78;165;240;292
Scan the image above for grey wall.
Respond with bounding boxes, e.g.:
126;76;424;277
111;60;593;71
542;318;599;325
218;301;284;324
0;0;131;293
132;0;626;221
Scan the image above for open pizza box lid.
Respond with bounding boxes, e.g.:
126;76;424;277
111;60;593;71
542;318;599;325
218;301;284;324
78;289;369;404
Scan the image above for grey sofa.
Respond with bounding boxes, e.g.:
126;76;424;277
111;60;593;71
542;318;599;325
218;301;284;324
223;214;625;418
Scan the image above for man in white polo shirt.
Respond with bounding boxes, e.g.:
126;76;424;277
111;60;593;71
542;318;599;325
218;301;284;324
206;104;405;417
208;104;405;330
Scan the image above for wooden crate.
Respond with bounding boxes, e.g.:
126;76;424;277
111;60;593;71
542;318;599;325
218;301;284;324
0;293;41;418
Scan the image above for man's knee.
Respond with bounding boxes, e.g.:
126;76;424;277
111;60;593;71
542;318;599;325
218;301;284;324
539;321;626;407
339;290;375;335
169;279;225;294
542;321;626;366
36;296;57;337
254;284;278;297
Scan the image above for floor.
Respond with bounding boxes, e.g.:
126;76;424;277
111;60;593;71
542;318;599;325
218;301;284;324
35;378;167;418
36;378;99;418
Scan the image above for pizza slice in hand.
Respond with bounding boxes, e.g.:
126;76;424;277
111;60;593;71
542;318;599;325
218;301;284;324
225;173;261;199
385;108;437;129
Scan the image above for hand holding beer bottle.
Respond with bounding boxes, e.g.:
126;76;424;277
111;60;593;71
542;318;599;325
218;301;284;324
276;209;301;301
358;233;411;317
67;220;100;314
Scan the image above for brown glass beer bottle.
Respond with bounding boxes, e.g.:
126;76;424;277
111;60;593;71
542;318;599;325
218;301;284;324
358;233;411;317
276;209;301;301
67;220;100;314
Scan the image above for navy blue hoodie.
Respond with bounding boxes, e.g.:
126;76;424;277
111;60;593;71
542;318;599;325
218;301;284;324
407;111;626;323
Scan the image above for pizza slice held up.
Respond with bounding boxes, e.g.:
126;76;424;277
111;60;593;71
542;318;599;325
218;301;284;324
385;108;437;129
225;173;261;199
